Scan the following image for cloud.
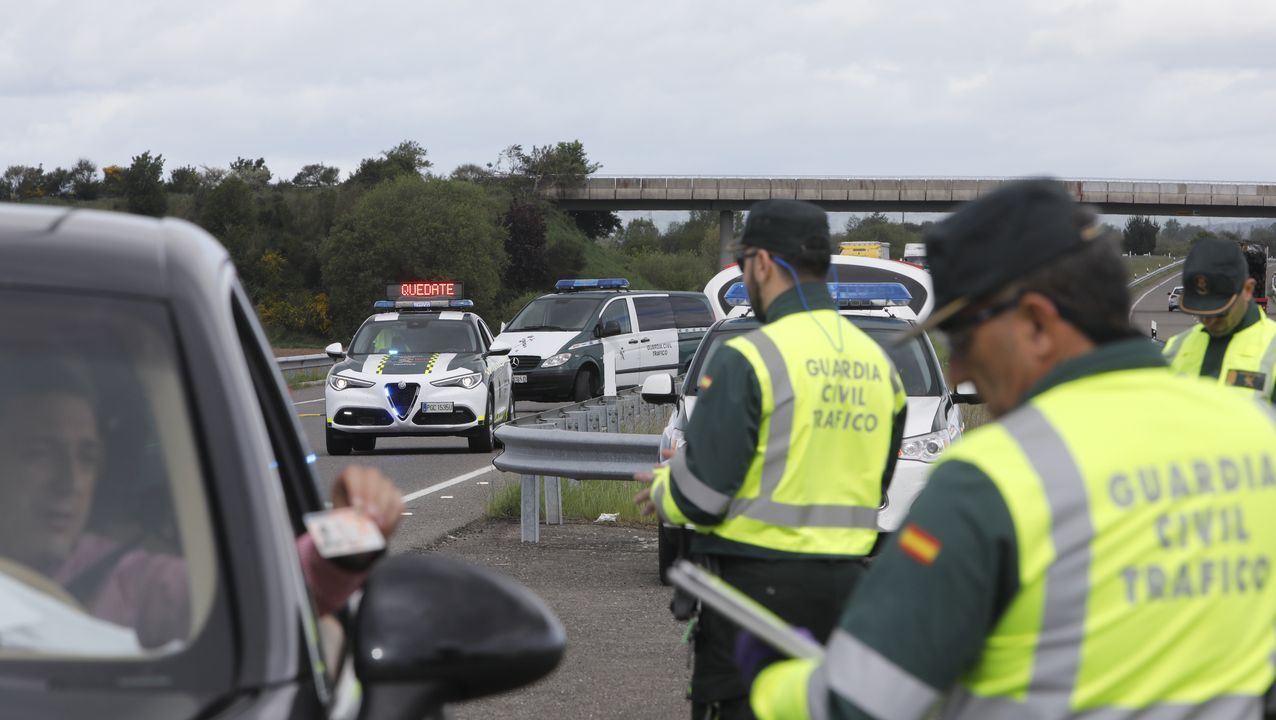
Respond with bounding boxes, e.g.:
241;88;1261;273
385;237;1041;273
3;0;1276;185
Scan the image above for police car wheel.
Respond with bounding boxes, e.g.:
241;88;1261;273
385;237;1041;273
468;394;496;453
326;428;353;456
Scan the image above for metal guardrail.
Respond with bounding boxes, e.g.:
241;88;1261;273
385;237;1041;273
494;388;670;543
276;353;332;372
1127;258;1184;289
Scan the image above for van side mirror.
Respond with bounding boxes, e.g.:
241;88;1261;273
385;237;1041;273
951;381;983;405
596;320;623;339
355;554;565;719
325;342;345;361
641;373;678;405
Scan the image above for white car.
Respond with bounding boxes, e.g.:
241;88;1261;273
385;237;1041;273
324;298;513;454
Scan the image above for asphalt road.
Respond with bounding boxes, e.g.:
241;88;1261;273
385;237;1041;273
288;382;564;547
1129;264;1275;341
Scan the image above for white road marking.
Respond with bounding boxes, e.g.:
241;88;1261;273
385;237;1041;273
293;398;325;406
401;512;414;516
440;496;454;499
1130;267;1185;321
401;465;497;504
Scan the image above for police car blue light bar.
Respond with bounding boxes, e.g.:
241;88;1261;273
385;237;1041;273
373;300;396;310
724;282;751;306
828;282;912;308
555;278;629;292
373;299;475;310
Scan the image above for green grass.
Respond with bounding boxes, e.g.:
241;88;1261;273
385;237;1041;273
487;478;657;525
284;367;328;389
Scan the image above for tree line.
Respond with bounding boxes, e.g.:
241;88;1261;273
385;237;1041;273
0;141;728;344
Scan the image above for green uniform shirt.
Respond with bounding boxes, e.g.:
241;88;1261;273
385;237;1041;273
820;338;1166;718
670;282;907;559
1200;302;1264;383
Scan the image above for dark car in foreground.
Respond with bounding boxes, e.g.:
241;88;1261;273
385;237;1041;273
0;203;564;719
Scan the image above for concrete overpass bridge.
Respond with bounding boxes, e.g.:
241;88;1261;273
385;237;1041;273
547;176;1276;262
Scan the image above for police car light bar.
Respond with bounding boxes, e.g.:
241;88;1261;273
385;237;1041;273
828;283;912;308
555;278;629;292
723;282;911;308
372;299;475;310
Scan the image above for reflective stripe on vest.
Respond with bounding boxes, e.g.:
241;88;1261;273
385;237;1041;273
942;690;1258;720
726;328;878;531
814;628;940;720
669;450;732;516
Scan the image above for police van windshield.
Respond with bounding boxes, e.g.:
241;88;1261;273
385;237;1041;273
507;297;603;332
351;318;483;356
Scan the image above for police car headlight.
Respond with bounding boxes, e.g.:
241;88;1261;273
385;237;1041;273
431;372;482;389
899;430;950;463
541;352;572;368
330;373;374;391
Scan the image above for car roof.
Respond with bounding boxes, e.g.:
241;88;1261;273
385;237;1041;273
535;289;705;299
0;203;228;300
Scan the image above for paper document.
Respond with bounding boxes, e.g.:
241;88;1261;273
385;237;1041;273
667;560;825;660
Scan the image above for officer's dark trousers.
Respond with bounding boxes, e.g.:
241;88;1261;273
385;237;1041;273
690;555;865;720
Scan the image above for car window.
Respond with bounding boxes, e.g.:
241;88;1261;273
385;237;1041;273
506;296;603;332
599;299;632;335
0;289;217;658
477;319;494;347
686;324;758;396
858;326;942;397
671;295;714;329
351;318;482;355
634;296;676;331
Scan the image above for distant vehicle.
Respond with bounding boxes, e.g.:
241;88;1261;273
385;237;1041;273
902;242;928;269
645;274;976;584
1168;286;1183;312
1240;242;1268;309
494;279;714;402
839;241;889;259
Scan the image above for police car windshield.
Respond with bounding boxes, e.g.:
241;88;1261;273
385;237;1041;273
857;326;942;397
507;297;603;332
351;318;482;356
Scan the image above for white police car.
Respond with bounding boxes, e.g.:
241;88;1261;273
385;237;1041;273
494;278;715;402
643;278;976;582
323;283;513;455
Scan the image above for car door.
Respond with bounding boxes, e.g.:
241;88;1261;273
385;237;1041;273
598;297;642;385
632;295;680;379
478;318;511;419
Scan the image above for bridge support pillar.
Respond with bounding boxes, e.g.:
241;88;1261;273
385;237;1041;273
718;209;734;267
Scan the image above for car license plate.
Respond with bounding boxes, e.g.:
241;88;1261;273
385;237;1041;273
513;375;528;384
423;402;454;413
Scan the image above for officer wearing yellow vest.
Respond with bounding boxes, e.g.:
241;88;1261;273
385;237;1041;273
1163;237;1276;401
745;179;1276;720
634;199;908;720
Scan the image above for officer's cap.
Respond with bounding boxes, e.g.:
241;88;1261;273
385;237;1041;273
910;178;1101;335
1179;236;1248;316
730;199;831;260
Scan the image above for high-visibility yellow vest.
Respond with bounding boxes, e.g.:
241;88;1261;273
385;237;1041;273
938;368;1276;718
655;308;906;557
1163;315;1276;400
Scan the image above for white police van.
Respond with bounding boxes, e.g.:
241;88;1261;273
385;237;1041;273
494;279;715;402
323;281;513;455
643;274;977;582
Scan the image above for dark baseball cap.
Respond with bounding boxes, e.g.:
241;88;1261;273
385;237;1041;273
905;178;1101;337
730;199;831;259
1179;237;1247;316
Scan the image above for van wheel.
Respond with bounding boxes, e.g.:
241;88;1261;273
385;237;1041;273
468;394;496;453
572;368;597;402
326;428;352;456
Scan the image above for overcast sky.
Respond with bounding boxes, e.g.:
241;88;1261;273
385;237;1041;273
4;0;1276;186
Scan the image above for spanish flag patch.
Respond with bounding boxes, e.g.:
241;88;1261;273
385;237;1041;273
699;374;713;390
899;524;941;565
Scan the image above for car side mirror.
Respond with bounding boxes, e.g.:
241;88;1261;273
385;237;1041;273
500;321;507;333
325;342;345;361
486;342;512;357
951;381;983;405
354;554;565;719
596;320;623;339
641;373;677;405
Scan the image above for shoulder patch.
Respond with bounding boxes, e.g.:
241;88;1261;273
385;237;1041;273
898;523;942;565
699;374;713;390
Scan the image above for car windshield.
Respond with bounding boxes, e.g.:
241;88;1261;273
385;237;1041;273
506;296;603;332
0;290;216;659
1172;287;1183;295
350;317;482;355
857;325;943;397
